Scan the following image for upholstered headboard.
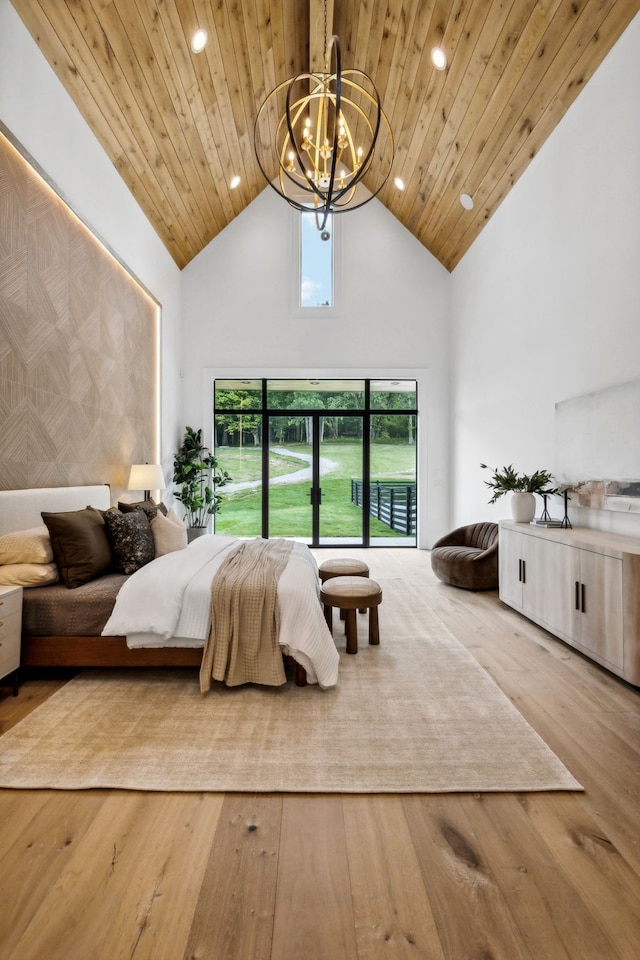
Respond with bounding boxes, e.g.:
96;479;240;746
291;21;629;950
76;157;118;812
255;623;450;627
0;485;112;536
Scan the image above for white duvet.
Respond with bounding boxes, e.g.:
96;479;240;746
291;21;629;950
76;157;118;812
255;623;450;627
102;535;339;688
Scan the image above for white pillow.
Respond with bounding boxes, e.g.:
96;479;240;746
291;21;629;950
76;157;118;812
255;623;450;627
151;509;188;556
0;562;59;587
0;526;54;564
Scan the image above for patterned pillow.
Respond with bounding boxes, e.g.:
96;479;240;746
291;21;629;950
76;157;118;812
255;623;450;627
0;525;54;564
103;508;155;575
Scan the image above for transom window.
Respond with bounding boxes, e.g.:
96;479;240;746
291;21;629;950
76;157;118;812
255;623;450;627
300;212;333;308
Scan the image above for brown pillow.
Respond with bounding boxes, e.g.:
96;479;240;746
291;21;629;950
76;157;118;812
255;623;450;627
104;507;155;575
118;499;168;520
41;506;113;588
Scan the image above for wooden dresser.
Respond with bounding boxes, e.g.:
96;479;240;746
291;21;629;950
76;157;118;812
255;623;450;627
0;585;22;696
499;521;640;686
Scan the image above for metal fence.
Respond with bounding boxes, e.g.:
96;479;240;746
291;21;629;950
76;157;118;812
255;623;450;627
351;480;417;536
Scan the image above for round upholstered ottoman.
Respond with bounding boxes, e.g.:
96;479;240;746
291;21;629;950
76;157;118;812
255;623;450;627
318;557;370;583
318;558;371;616
320;575;382;655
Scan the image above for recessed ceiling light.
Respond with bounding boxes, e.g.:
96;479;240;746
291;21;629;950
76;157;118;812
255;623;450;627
394;177;405;191
229;175;241;189
190;28;208;53
431;47;447;71
460;193;474;210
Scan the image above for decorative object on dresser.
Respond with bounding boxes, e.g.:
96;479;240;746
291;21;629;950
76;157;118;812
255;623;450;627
0;585;22;696
561;488;573;528
499;521;640;686
480;463;558;522
173;426;232;540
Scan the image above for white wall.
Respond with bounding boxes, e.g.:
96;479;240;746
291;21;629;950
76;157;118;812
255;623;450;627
182;187;451;546
7;0;636;541
451;13;640;536
0;0;182;481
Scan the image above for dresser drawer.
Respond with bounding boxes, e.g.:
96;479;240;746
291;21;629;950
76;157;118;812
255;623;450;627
0;588;22;617
0;587;22;684
0;610;21;676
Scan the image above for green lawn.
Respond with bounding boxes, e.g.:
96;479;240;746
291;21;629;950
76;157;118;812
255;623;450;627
214;441;416;539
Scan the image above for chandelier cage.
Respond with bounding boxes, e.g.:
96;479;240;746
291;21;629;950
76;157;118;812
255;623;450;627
254;33;394;234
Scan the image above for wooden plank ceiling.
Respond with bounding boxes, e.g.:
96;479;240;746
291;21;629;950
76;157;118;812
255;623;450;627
10;1;639;271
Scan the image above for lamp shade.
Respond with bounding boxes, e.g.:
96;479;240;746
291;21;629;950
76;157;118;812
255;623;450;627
128;463;165;495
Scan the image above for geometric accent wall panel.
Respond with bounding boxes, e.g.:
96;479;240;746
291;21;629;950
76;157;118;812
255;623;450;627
0;131;159;497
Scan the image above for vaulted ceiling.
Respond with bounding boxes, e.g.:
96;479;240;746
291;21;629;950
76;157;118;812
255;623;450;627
10;1;638;271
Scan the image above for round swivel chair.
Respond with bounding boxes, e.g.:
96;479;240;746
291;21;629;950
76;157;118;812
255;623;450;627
430;521;499;590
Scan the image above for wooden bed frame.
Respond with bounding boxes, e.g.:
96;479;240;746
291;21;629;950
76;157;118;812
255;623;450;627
21;634;202;668
1;485;307;685
21;635;306;684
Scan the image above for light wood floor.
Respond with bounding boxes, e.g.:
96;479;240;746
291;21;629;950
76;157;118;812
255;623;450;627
1;548;639;960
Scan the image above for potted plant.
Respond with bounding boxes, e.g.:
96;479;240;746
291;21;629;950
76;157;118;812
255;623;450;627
480;463;558;522
173;426;231;539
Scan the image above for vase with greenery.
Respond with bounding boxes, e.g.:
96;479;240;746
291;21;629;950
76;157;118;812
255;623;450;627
480;463;558;522
173;426;231;536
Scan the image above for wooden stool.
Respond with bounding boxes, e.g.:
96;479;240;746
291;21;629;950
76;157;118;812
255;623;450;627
318;557;370;583
318;558;370;615
320;576;382;655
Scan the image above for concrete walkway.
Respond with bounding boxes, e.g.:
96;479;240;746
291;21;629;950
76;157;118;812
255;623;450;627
223;446;338;492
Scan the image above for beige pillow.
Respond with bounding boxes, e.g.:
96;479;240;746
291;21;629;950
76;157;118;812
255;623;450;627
0;526;54;564
0;562;59;587
151;509;188;556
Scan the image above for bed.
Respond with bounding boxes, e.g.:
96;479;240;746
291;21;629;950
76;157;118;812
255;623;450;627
0;485;339;689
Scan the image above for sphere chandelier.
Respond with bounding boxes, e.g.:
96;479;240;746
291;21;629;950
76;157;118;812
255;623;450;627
254;10;394;237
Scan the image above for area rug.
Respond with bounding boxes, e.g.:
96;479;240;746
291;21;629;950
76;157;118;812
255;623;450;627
0;585;581;793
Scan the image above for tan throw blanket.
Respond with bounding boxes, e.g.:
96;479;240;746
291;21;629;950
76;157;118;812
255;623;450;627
199;538;295;691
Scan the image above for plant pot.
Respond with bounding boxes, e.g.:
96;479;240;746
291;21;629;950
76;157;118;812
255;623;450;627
510;491;536;523
187;526;209;543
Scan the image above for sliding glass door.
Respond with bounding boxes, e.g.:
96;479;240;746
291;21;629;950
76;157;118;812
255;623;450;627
213;379;417;547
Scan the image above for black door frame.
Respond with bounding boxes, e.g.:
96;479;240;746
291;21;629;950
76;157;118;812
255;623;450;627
263;410;369;548
217;379;415;548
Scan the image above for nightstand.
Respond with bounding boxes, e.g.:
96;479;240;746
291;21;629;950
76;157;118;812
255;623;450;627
0;584;22;696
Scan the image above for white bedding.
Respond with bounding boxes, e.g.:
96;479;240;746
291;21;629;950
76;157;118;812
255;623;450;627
102;535;339;688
